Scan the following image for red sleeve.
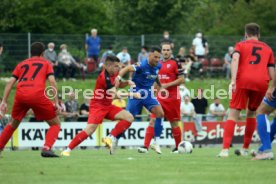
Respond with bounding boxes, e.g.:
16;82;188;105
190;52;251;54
268;50;275;66
12;64;20;80
234;42;242;55
96;74;107;90
46;62;54;77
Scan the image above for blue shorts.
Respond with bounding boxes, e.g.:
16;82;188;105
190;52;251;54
126;92;160;117
263;90;276;109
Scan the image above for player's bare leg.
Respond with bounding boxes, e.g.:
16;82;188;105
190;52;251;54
235;109;256;156
138;106;164;154
61;124;98;157
41;116;61;158
170;121;182;153
103;110;134;154
218;108;240;157
0;119;20;158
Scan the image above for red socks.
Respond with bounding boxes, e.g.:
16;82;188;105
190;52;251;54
172;127;182;148
110;120;131;137
223;120;236;149
43;124;60;151
0;124;16;150
68;131;89;150
144;126;154;148
243;118;256;149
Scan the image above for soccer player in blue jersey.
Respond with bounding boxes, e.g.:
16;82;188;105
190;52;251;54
253;78;276;160
102;46;164;154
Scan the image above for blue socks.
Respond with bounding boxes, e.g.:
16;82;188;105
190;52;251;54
154;118;163;139
270;118;276;142
257;114;271;152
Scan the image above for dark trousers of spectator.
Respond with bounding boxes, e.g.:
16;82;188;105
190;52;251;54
55;63;78;79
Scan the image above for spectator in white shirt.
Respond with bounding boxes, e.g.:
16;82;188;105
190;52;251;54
179;85;191;99
181;95;202;132
207;98;226;122
192;32;209;59
117;47;131;67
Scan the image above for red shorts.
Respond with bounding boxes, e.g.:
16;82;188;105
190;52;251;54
12;96;56;121
154;97;181;122
88;104;123;124
229;88;266;111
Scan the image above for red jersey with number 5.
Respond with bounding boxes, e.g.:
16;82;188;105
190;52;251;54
234;39;275;91
12;56;54;97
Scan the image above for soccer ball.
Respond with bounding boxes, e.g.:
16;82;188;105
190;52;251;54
178;141;193;154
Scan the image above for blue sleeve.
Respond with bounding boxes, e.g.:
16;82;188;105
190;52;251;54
85;38;89;45
132;64;142;73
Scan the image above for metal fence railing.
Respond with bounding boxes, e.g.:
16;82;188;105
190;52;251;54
1;33;276;73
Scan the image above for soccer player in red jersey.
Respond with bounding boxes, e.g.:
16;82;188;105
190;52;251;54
61;55;140;156
218;23;275;157
0;42;62;157
138;42;185;154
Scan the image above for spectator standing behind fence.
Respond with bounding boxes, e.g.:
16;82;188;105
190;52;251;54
137;46;149;63
58;44;80;80
85;28;101;64
192;32;209;59
191;88;208;124
160;30;174;49
99;46;115;69
207;98;226;122
64;92;79;122
44;42;58;78
117;47;131;67
223;46;234;79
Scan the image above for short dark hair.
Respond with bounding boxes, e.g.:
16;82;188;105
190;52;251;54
105;55;120;63
31;42;45;56
142;46;148;50
245;23;260;36
150;46;161;53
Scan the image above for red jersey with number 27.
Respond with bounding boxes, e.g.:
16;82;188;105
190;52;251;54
12;57;54;98
234;39;275;92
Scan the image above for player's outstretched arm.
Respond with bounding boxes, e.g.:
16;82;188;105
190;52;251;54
266;67;276;101
47;75;59;105
115;65;136;87
0;77;17;113
162;75;185;89
230;52;240;92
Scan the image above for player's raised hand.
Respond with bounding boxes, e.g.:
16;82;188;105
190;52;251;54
265;86;275;101
0;102;7;118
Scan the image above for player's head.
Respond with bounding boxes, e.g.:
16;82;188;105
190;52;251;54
161;42;172;61
245;23;260;38
148;46;161;66
31;42;45;57
104;55;120;75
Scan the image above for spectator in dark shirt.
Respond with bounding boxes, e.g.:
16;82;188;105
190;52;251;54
78;97;90;122
191;88;208;124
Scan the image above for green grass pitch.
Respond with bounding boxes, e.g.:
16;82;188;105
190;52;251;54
0;147;276;184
